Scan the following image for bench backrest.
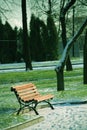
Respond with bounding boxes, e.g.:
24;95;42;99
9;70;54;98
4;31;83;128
11;83;39;102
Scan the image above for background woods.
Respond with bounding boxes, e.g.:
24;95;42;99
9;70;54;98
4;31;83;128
0;0;87;64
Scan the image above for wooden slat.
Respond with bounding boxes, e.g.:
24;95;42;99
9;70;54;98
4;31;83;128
22;94;40;102
34;94;54;102
16;86;37;93
20;92;39;99
19;91;39;98
18;89;38;96
12;83;35;91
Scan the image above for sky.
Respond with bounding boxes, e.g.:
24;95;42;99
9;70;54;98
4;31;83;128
1;0;87;29
0;0;31;28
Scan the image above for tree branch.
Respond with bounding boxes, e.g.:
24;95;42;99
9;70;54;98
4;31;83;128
55;18;87;72
60;0;76;16
79;0;87;6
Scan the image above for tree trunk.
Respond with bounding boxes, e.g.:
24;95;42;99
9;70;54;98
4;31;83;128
55;18;87;91
83;29;87;84
60;15;73;71
56;67;64;91
21;0;32;70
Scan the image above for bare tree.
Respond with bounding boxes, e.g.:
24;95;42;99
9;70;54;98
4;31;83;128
21;0;32;70
55;0;76;91
29;0;60;16
83;29;87;84
60;0;76;71
55;18;87;91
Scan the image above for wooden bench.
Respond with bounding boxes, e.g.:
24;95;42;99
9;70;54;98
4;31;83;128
11;83;54;115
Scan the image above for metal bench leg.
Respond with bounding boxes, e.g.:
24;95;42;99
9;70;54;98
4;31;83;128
17;104;25;115
45;101;54;109
17;108;22;115
32;102;39;115
32;107;39;115
28;102;39;115
28;104;39;115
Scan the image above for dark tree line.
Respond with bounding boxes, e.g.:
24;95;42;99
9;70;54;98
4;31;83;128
0;19;17;63
0;12;59;64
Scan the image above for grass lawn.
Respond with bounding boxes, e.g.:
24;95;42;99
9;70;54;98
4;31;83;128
0;68;87;129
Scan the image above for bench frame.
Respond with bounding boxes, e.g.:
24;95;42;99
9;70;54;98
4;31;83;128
11;83;54;115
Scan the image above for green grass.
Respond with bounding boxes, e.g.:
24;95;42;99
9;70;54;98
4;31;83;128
0;70;56;84
0;68;87;129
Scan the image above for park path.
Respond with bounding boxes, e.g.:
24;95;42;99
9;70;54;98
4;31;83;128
0;58;83;73
23;103;87;130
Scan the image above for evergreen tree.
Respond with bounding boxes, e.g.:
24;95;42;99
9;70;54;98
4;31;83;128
12;27;17;62
16;28;23;62
47;15;58;60
30;14;45;61
33;17;42;61
0;18;4;63
30;14;38;61
39;20;49;60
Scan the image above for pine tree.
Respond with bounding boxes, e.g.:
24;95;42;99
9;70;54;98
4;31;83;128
0;18;4;63
47;15;58;60
39;20;49;61
30;14;46;61
30;14;39;61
